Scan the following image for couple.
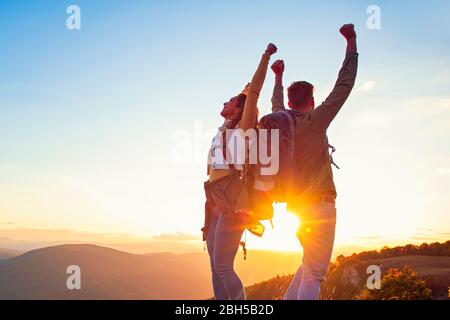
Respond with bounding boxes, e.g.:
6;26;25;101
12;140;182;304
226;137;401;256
202;24;358;300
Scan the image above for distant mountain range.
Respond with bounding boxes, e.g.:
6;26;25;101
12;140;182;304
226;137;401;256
1;242;448;300
0;244;300;299
0;229;203;254
0;247;24;260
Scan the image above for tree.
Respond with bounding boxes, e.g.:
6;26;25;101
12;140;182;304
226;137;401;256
356;266;432;300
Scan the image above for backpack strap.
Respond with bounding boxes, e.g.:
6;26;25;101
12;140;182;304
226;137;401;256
280;111;296;166
240;231;247;260
328;144;340;169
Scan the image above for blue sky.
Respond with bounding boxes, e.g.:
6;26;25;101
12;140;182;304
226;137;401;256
0;0;449;249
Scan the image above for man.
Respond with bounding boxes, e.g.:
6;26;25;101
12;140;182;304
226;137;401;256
270;24;358;300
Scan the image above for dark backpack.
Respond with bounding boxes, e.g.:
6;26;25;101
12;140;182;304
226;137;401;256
257;111;296;202
249;110;339;214
242;111;298;224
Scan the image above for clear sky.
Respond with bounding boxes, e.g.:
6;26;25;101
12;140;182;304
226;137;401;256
0;0;449;251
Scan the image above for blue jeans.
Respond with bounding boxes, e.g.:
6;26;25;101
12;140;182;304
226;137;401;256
284;201;336;300
206;210;246;300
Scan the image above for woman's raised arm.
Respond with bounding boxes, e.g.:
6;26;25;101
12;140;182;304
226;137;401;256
239;43;277;131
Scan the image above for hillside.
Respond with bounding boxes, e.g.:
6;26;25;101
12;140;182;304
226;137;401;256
245;241;450;300
0;244;210;299
0;244;300;299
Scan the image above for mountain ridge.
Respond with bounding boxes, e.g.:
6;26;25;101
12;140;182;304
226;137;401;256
0;244;300;299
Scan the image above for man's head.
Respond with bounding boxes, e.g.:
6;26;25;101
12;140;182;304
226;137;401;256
287;81;315;112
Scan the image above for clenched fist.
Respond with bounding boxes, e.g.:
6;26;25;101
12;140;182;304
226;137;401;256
265;43;278;56
340;24;356;41
271;60;285;75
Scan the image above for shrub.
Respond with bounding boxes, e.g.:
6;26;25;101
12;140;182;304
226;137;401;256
356;266;432;300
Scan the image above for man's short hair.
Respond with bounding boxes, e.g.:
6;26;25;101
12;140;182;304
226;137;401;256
287;81;314;108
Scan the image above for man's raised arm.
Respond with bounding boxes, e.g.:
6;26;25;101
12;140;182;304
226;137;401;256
312;24;359;131
271;59;286;113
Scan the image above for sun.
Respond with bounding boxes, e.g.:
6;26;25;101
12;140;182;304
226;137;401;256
247;203;301;252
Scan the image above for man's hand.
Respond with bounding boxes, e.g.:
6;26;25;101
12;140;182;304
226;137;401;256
340;24;356;41
265;43;277;56
271;59;285;75
340;24;357;53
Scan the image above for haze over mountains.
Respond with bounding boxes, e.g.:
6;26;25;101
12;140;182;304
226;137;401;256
1;227;448;300
0;244;301;299
0;228;373;300
0;228;204;253
1;241;449;300
0;247;24;260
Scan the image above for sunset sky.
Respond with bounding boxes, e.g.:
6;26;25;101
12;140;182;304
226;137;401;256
0;0;449;252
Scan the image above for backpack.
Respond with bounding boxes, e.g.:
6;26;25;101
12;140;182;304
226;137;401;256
257;111;296;202
247;110;339;219
242;111;296;223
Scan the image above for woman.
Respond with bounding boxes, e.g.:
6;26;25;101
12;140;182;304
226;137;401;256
202;43;277;300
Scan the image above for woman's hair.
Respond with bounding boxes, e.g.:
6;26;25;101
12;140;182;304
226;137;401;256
236;93;247;110
228;93;247;128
